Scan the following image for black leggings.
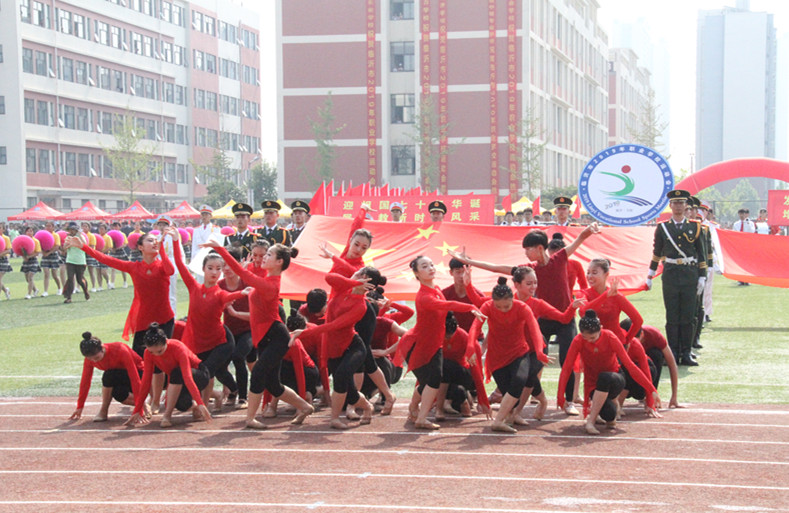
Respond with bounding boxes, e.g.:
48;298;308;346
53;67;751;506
491;353;530;399
361;357;402;399
539;318;576;402
524;352;544;397
328;335;366;405
355;302;380;375
645;347;663;388
132;318;174;374
249;321;290;396
102;369;136;403
198;331;235;383
280;360;320;397
169;363;210;412
592;371;626;422
442;359;478;411
224;330;253;399
621;361;657;400
411;349;443;393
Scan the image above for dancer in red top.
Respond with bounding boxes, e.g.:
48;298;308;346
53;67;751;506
398;256;484;430
69;332;145;422
548;233;588;293
128;323;212;428
204;239;314;429
620;320;681;409
557;311;661;435
467;278;545;432
578;258;643;345
291;269;377;429
168;227;249;408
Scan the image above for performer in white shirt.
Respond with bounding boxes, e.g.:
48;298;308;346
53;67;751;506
731;208;756;233
191;205;220;283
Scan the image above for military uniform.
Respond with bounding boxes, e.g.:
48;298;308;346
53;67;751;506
224;203;259;259
257;225;292;247
691;197;714;350
649;190;707;365
289;200;310;243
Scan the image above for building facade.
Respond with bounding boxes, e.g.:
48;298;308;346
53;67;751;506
696;3;776;192
0;0;260;218
277;0;610;202
607;47;652;147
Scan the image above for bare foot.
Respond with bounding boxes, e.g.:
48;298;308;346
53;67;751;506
359;400;373;425
345;405;360;421
93;413;108;422
460;401;473;417
291;404;314;425
262;404;277;418
143;403;152;420
245;418;266;429
491;421;517;433
160;417;173;428
414;420;440;430
606;419;617;429
533;399;547;420
381;395;396;416
330;418;350;430
584;423;600;435
508;413;529;426
434;410;446;421
407;406;419;423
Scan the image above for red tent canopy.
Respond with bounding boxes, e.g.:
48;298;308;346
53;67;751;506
161;200;200;220
107;200;155;221
56;201;111;221
7;201;65;221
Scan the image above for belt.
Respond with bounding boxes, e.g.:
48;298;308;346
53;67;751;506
664;257;697;266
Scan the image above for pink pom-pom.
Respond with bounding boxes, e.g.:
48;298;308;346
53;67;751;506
185;227;194;238
127;232;142;249
94;234;105;251
56;230;68;246
220;226;235;236
149;229;161;237
108;230;125;248
178;228;190;242
12;235;36;257
0;236;5;253
34;230;55;252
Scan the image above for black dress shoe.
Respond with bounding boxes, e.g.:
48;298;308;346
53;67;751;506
692;342;703;349
679;357;699;366
705;315;712;322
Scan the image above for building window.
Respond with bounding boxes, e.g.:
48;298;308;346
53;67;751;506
390;0;414;20
1;97;8;116
26;148;37;173
63;152;76;175
39;149;51;173
24;98;35;122
391;145;415;175
73;13;86;39
32;1;51;28
177;164;186;183
390;42;414;72
37;100;51;126
0;147;6;165
20;0;31;23
62;198;71;210
391;94;415;123
75;61;88;84
34;51;48;76
60;57;74;82
62;105;75;129
23;48;33;72
78;153;90;176
76;108;89;131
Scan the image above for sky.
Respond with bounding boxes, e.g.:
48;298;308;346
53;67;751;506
254;1;789;174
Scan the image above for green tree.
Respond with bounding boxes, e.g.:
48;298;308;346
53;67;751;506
699;180;760;224
409;95;456;193
309;93;345;188
508;108;548;199
246;159;278;205
627;89;670;157
192;149;246;209
102;112;160;204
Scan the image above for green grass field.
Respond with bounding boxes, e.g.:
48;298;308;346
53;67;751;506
1;257;787;404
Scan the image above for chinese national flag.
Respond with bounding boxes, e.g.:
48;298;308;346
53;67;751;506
532;196;541;215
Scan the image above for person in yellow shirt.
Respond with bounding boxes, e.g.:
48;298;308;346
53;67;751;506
20;225;42;299
40;221;63;296
0;222;12;300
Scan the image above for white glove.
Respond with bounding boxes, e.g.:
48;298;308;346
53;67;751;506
645;279;653;291
697;277;706;296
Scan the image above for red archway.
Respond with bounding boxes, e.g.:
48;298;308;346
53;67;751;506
676;157;789;194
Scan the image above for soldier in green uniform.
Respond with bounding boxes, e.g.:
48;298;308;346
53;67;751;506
428;200;447;222
224;202;259;259
645;189;707;366
690;196;713;351
553;196;579;227
289;200;310;243
257;200;292;247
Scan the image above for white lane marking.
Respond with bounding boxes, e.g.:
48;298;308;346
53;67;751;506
711;506;777;511
0;446;786;467
542;497;667;507
0;470;786;492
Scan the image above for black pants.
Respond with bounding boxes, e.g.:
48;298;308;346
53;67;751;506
592;371;625;422
538;318;576;402
491;353;530;399
63;263;88;301
441;359;478;411
524;352;544;397
249;321;290;396
198;332;235;385
224;330;253;399
361;357;402;399
662;264;698;360
169;363;210;412
355;302;380;375
328;335;366;405
645;347;663;388
102;369;135;403
411;349;443;393
280;360;319;398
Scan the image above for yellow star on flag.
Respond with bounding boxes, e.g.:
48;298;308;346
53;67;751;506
434;240;458;257
434;261;451;275
325;241;395;267
395;270;418;281
414;225;440;240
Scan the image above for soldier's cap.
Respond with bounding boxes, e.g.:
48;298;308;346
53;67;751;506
553;196;573;207
698;202;710;211
232;203;254;216
428;200;447;214
689;196;701;208
290;200;310;214
260;200;281;212
390;201;404;212
199;204;213;214
667;189;691;202
155;215;172;226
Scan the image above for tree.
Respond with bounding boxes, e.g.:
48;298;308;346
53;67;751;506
192;148;246;209
408;95;455;193
102;112;160;204
246;160;278;205
700;180;760;224
309;93;345;188
508;108;548;199
627;89;669;157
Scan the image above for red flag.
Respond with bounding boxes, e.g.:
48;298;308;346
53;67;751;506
572;196;582;219
380;184;389;196
502;195;512;212
339;181;346;196
533;195;541;215
716;230;789;287
308;182;326;216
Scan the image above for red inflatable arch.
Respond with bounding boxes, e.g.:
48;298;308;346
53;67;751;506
676;157;789;194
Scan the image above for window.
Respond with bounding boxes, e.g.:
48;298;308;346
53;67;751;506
37;100;51;126
194;88;205;109
63;152;76;175
0;45;3;63
62;198;72;210
35;51;48;76
176;124;185;144
131;33;143;55
165;162;175;182
100;112;112;133
391;94;415;123
111;26;121;49
390;0;414;20
172;5;183;26
26;149;37;173
75;61;88;84
206;91;217;111
146;119;156;140
390;42;414;71
161;1;172;22
164;122;174;142
24;98;35;122
391;145;415;175
32;1;51;28
97;66;110;90
60;57;74;82
23;48;34;73
1;96;8;116
20;0;31;23
177;164;186;183
77;153;89;176
0;147;6;165
95;21;109;46
192;11;203;31
204;16;215;36
38;149;51;174
76;108;89;131
175;85;185;105
114;70;125;93
161;41;173;63
144;77;156;99
205;53;216;74
143;35;154;57
193;50;204;70
62;105;75;129
102;155;113;177
241;29;257;49
73;14;86;39
163;82;174;103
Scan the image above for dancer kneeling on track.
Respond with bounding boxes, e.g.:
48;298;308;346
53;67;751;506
127;323;212;428
204;240;314;429
620;319;681;409
557;310;662;435
69;332;147;422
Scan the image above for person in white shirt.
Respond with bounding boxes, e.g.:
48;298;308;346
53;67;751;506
731;208;756;233
390;201;404;222
500;211;516;226
191;205;220;283
755;208;771;235
154;215;181;316
521;207;541;226
553;196;575;226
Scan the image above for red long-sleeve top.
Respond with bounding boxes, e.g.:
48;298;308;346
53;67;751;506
567;258;588;293
218;277;251;336
578;287;643;345
442;327;489;409
173;241;243;354
284;339;315;399
640;325;668;352
297;304;325;326
215;246;281;348
626;338;654;385
526;248;571;311
76;342;143;409
371;317;396;352
82;244;174;340
133;339;204;414
557;329;656;417
327;208;367;296
298;274;367;369
441;284;485;333
383;302;414;349
397;283;476;371
293;322;330;395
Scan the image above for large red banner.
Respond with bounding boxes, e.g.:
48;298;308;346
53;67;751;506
715;229;789;287
366;0;377;184
506;0;519;199
767;189;789;227
327;195;495;224
438;0;448;193
488;0;498;197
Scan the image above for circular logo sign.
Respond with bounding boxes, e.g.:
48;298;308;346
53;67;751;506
578;144;674;227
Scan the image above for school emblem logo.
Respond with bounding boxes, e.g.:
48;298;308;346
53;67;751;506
578;144;673;227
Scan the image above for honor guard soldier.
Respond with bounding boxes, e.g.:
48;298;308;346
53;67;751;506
644;189;707;366
390;201;404;222
553;196;577;226
225;202;259;258
690;196;713;351
192;205;220;261
428;200;447;222
257;200;292;247
289;200;310;243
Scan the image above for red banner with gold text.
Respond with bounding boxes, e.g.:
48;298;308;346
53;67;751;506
366;0;377;184
327;195;495;224
767;189;789;227
488;0;498;197
506;0;518;198
438;0;448;193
